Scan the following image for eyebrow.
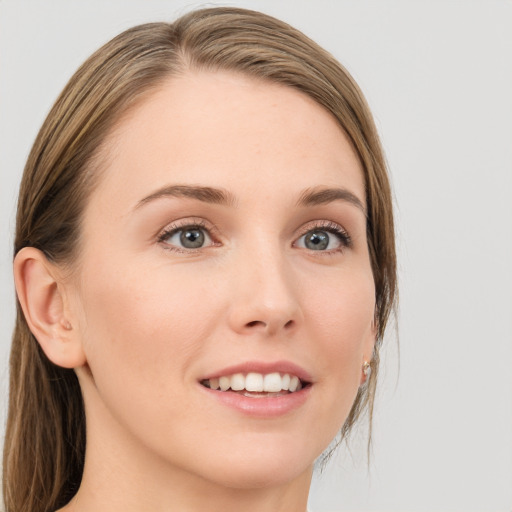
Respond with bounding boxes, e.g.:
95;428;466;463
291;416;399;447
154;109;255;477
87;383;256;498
135;184;237;209
296;186;366;215
135;183;365;215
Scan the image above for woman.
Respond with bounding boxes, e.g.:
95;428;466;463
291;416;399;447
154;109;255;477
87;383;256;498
4;7;396;512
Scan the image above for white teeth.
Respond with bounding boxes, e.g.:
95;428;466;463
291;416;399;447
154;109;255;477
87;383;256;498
204;372;306;393
230;373;245;391
263;372;283;392
288;375;300;393
245;372;264;392
281;373;290;391
219;376;230;391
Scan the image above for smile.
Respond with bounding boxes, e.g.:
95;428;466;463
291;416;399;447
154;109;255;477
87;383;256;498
198;361;313;416
201;372;307;396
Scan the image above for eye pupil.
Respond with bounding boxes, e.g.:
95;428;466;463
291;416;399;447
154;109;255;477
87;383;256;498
305;230;329;250
180;228;205;248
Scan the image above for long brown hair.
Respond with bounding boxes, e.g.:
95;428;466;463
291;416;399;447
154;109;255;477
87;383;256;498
4;7;396;512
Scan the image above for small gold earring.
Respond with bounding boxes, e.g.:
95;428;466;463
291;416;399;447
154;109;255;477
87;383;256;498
362;361;371;379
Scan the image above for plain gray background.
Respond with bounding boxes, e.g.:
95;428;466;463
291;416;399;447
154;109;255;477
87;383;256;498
1;1;511;511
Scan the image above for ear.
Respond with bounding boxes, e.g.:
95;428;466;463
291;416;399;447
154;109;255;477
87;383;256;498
13;247;86;369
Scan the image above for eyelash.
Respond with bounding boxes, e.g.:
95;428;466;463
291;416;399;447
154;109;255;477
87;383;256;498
157;219;352;254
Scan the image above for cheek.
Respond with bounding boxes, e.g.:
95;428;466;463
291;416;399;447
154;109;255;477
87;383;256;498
304;267;375;405
307;265;375;351
75;259;218;399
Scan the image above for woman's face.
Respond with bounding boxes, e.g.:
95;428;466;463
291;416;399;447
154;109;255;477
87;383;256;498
68;71;376;489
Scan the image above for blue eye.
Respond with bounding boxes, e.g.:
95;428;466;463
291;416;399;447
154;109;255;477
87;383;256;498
295;224;351;252
160;225;213;250
302;230;331;250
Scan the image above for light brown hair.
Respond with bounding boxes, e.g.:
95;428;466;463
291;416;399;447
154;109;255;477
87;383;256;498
4;7;396;512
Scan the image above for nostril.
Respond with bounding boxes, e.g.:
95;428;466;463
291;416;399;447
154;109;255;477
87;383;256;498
244;319;295;331
246;320;265;328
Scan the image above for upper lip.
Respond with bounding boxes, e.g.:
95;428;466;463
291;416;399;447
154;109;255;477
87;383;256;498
200;360;313;383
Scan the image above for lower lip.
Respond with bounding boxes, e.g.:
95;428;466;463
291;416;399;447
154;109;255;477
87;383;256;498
199;385;312;418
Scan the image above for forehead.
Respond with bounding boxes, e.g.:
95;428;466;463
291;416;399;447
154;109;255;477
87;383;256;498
89;70;365;213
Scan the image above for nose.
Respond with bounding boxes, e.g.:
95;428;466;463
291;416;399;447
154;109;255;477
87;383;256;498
227;248;302;337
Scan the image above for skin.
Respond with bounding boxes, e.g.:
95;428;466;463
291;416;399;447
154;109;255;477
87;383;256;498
17;71;376;512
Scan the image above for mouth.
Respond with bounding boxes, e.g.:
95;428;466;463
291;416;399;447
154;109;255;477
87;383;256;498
200;372;311;398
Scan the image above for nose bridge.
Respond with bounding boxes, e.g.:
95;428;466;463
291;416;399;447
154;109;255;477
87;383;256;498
228;239;300;336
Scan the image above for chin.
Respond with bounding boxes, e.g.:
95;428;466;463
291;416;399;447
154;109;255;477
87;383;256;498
204;458;311;490
186;433;321;490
